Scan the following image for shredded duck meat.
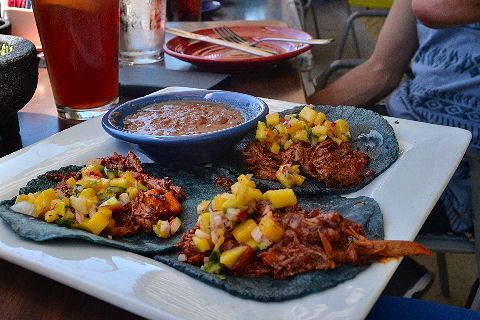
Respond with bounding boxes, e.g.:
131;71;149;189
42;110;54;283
243;139;374;188
176;204;432;279
47;151;185;237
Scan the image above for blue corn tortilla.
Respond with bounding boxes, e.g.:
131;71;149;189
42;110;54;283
214;105;399;194
0;164;237;255
155;194;384;302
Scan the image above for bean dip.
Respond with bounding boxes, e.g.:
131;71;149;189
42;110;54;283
123;101;245;136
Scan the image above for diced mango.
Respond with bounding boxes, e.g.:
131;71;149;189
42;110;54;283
293;129;309;143
33;188;57;218
299;106;318;124
221;196;237;210
314;112;326;125
232;219;258;243
292;174;306;186
198;212;211;232
255;121;267;141
82;165;103;178
334;119;349;135
126;187;138;200
236;187;263;207
77;217;91;231
97;207;112;219
331;136;343;145
259;212;284;242
153;220;171;238
265;129;276;143
283;139;293;150
50;199;66;216
110;177;128;189
69;196;88;215
312;124;328;136
79;188;97;201
79;176;99;189
15;194;31;204
220;246;248;269
264;189;297;208
341;133;352;142
193;236;211;252
87;211;110;235
230;181;244;195
44;210;59;223
66;177;77;188
286;118;303;135
212;193;233;211
245;239;259;249
276;170;292;188
266;113;280;127
274;123;287;135
237;174;256;188
99;196;122;210
121;171;137;187
270;142;281;154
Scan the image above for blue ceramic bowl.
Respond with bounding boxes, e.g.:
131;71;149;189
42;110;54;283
102;90;268;166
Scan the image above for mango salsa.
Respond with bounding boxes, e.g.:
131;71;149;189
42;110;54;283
254;105;352;149
264;189;297;208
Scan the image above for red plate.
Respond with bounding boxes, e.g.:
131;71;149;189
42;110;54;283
163;25;313;73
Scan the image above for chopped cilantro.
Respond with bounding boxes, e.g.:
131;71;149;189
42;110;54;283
55;217;74;228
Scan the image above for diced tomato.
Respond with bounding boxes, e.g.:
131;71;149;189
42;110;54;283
237;208;248;221
164;192;182;214
145;189;160;196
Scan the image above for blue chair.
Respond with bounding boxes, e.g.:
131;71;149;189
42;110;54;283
367;296;480;320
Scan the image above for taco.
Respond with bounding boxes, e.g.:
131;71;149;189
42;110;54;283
0;152;236;255
155;175;430;301
214;105;399;194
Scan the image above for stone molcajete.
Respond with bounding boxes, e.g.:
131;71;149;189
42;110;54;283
0;34;38;136
0;17;12;35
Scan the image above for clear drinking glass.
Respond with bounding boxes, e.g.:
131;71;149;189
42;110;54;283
119;0;166;64
31;0;119;120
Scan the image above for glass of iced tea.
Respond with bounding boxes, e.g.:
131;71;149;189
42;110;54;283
31;0;119;120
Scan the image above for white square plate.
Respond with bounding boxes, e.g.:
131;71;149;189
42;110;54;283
0;87;471;319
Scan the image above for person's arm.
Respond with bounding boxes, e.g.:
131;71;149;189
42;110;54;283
412;0;480;28
308;0;418;108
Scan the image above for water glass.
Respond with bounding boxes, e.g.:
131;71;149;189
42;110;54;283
119;0;166;64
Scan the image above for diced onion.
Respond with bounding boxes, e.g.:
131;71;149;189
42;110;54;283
10;201;35;216
170;218;182;234
262;205;272;216
178;254;187;262
88;204;98;217
251;226;264;243
160;221;170;234
195;229;211;239
213;212;223;228
119;192;130;205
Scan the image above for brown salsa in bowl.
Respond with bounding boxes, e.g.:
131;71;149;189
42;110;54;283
101;90;269;166
123;101;245;136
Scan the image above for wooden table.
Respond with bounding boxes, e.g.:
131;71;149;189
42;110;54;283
0;19;306;320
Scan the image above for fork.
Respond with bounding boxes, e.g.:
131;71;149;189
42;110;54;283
213;26;279;55
213;26;334;51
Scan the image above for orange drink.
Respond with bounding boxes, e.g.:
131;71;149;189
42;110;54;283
31;0;119;120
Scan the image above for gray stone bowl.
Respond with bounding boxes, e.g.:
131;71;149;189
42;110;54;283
0;34;38;136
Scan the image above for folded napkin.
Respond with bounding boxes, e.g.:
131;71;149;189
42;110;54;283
119;64;231;98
